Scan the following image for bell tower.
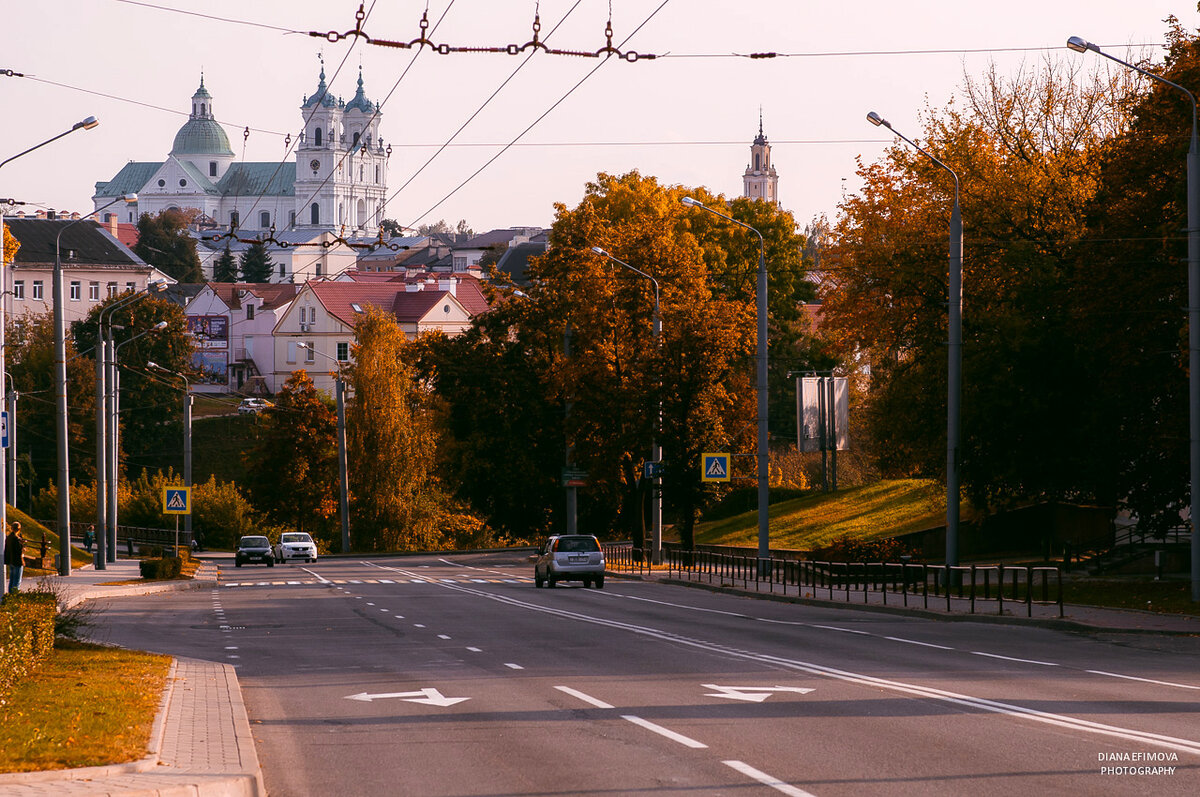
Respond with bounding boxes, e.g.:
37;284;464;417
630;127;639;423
743;110;779;206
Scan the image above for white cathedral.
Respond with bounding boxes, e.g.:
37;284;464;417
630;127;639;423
743;115;779;206
93;64;389;236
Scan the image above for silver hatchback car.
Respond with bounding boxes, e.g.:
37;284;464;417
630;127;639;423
534;534;605;588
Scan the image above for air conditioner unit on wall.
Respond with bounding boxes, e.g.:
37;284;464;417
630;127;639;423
299;322;310;332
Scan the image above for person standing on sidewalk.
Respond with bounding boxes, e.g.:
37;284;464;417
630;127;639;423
84;525;95;553
4;522;24;593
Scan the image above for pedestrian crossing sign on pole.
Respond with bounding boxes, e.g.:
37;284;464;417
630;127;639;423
701;453;731;482
163;487;191;515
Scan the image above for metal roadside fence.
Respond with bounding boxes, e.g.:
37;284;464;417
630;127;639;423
602;544;1063;618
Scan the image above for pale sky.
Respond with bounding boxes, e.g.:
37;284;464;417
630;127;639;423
3;1;1199;234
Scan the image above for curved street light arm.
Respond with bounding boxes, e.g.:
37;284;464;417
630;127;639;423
1068;37;1198;138
0;117;98;172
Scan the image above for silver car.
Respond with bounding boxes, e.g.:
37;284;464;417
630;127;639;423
274;532;318;564
534;535;605;588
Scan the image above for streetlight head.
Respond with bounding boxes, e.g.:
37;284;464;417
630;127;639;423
590;246;608;257
295;341;309;349
147;361;160;370
75;116;100;131
153;321;168;331
866;111;889;128
147;279;168;293
122;193;138;203
680;196;703;208
1066;36;1095;54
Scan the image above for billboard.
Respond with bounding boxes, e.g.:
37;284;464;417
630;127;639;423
187;315;228;349
191;350;228;385
798;376;849;452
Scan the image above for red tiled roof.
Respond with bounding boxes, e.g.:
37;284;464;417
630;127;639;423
206;282;300;310
308;282;461;327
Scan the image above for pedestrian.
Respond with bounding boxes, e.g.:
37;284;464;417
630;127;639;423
5;521;25;593
84;524;95;553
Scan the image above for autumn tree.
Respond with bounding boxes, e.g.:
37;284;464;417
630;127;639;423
239;240;274;283
347;305;446;551
824;56;1134;512
133;210;203;282
243;370;337;540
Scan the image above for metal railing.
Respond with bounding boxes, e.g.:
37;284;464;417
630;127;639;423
602;544;1063;618
53;520;194;555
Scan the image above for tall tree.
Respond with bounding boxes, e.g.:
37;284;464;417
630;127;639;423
239;240;274;283
347;306;445;551
824;56;1133;513
244;370;337;538
212;244;238;282
133;210;203;282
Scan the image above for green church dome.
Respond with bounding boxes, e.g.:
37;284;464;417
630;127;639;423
171;118;233;156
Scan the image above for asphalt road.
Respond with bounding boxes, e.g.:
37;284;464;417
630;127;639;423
90;552;1200;796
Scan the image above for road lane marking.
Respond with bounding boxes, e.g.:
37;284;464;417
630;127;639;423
555;686;613;709
504;663;524;669
972;652;1059;667
438;634;452;640
885;636;954;650
366;603;375;606
1087;670;1200;690
345;688;469;706
387;573;1200;756
394;615;405;619
724;760;817;797
810;624;870;635
621;715;707;748
466;647;482;652
414;624;426;628
703;685;815;702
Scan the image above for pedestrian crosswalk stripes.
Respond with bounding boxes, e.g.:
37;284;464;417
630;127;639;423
219;577;529;588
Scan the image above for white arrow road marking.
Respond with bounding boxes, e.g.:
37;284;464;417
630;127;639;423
703;684;815;702
724;760;818;797
345;688;470;706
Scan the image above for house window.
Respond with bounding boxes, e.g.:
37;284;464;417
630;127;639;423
12;281;23;300
314;127;322;146
336;342;349;362
278;262;285;278
125;282;135;293
289;211;296;227
104;213;114;223
70;281;81;301
89;282;100;301
32;281;43;300
260;211;270;229
311;203;320;225
210;161;218;177
286;342;297;364
107;282;118;298
304;342;315;363
246;304;255;320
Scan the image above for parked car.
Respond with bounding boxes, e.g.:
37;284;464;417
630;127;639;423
235;535;274;567
237;397;273;415
534;534;605;588
274;532;318;564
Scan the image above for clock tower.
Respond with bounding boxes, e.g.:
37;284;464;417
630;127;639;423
743;111;779;206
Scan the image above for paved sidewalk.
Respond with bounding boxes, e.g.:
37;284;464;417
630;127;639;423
0;559;265;796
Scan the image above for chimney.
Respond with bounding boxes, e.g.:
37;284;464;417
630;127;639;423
110;216;119;237
438;277;456;296
406;283;422;292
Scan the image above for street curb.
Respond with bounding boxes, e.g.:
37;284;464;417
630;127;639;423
608;571;1200;637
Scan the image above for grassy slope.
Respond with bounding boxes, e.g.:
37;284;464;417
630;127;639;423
696;479;946;551
7;506;91;569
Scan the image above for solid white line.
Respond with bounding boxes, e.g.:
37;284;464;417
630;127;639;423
811;625;870;635
555;686;613;709
414;624;426;628
884;636;955;650
724;760;817;797
972;651;1059;667
1087;670;1200;690
394;615;405;619
621;715;707;748
438;634;452;640
504;663;524;669
466;647;482;652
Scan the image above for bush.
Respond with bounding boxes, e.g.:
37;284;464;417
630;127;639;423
811;535;918;563
139;557;183;580
0;593;56;706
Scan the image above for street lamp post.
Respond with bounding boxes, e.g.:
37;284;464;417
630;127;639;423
1067;36;1200;603
54;191;136;576
591;247;663;565
866;112;963;573
148;361;190;556
96;283;166;567
296;342;351;553
0;114;97;589
679;197;771;573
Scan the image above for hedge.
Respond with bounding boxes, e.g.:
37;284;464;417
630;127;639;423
139;557;184;580
0;593;57;706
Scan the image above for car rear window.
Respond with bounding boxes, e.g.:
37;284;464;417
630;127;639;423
555;536;600;553
240;537;269;547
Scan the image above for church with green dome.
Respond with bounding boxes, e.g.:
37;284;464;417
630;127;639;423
92;66;389;239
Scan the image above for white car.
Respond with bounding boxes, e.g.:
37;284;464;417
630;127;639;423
274;532;318;564
238;397;273;415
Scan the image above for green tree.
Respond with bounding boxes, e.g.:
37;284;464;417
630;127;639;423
239;240;274;283
212;244;238;282
133;210;203;283
347;306;446;551
243;370;338;542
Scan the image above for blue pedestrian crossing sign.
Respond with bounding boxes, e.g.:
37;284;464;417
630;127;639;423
701;453;731;482
163;487;191;515
0;411;7;449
